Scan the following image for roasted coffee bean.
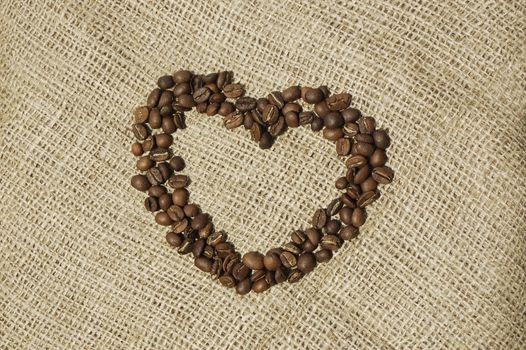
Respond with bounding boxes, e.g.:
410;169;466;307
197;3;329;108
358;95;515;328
172;188;189;207
250;123;264;142
196;102;207;114
216;71;231;88
194;256;213;272
358;116;376;134
267;91;284;108
342;108;361;123
335;176;349;190
255;98;268;113
284;111;299;127
243;113;254;129
291;230;307;245
132;123;149;140
315;249;333;263
346;155;368;168
158;193;173;211
297;252;316;273
312;208;327;229
353;165;370;185
252;279;270;293
321;234;341;251
265;270;276;286
299;111;315;125
314;101;330;118
288;269;304;283
189;213;208;231
263;252;281;271
169;156;185;171
191;76;204;92
373;130;390;149
274;266;288;283
282;102;302;115
209;92;226;104
304;88;324;104
167;174;189;189
250;109;264;125
269;116;287;137
174;82;191;96
341;194;356;208
232;263;250;280
147;88;161;108
251;269;266;282
352;207;366;227
242;251;264;270
206;103;220;116
280;251;297;268
172;218;189;233
236;278;252;295
167;205;185;221
311;117;324;132
218;275;236;288
148;185;167;197
183;203;200;217
159;104;174;116
336;138;352;156
282;85;301;102
178;238;194;255
224;111;245;129
210;257;223;278
343;122;360;137
144;196;159;212
192;239;206;258
177;94;196;108
158;90;174;108
216;102;234;116
355;135;374;146
369;149;387;167
173;70;192;84
324;112;344;129
131;142;143;156
223;253;240;274
324;219;342;235
173;112;186;129
340;225;359;241
283;242;301;255
201;72;218;84
207;231;226;246
149;148;170;162
166;231;184;247
372;166;394;184
346;167;355;183
148;108;162;129
134;106;150;124
327;197;343;216
142;137;155;153
223;83;244;98
305;228;321;245
351;142;375;157
155;133;173;148
155;212;173;226
161;116;176;134
198;222;214;240
193;87;211;104
346;184;361;200
361;177;378;193
339;206;354;226
259;131;274;149
235;96;257;112
319;85;331;98
215;242;233;259
131;174;151;191
262;104;279;125
357;190;379;208
136;156;154;171
326;93;351;111
201;244;214;259
323;127;343;141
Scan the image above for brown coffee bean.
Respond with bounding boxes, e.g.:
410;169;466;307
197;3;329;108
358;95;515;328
341;193;356;208
250;269;266;282
178;237;194;255
326;93;352;111
149;148;171;162
206;103;220;116
235;96;256;112
148;185;166;197
265;270;276;286
236;278;252;295
201;73;217;84
353;164;370;185
336;138;352;156
274;266;288;283
172;188;189;206
144;196;159;212
305;228;321;245
166;231;184;247
173;112;186;129
132;123;149;140
369;149;387;167
232;263;250;281
224;112;245;129
340;225;359;241
323;127;344;141
248;123;263;142
131;174;151;191
351;207;366;227
193;87;211;104
339;206;354;226
242;251;264;270
217;102;235;116
280;251;297;268
160;116;176;134
327;197;343;216
361;177;378;193
223;83;245;98
283;242;301;255
209;92;226;104
207;231;226;246
267;91;284;109
288;269;304;283
343;122;360;137
302;240;317;253
134;106;149;124
324;219;342;235
177;94;196;108
167;205;185;221
355;133;374;144
321;234;341;251
222;253;240;274
157;90;173;108
259;131;274;149
346;155;368;168
252;279;270;293
154;134;172;149
131;142;143;156
173;70;192;84
155;212;173;226
311;117;324;131
297;252;316;273
341;108;361;123
191;213;209;230
282;102;302;115
304;88;324;104
172;218;189;233
192;239;206;258
372;166;394;184
263;252;281;271
312;208;327;229
314;101;330;118
358;116;376;134
324;112;344;129
351;142;375;157
373;130;390;149
346;184;361;201
198;103;209;114
255;98;268;113
210;257;223;278
282;86;301;102
169;156;185;171
315;249;333;263
158;162;172;181
173;82;191;96
194;256;213;272
262;104;279;125
249;109;264;125
284;111;299;127
335;176;349;190
136;156;154;171
159;104;174;116
183;203;200;217
158;193;173;211
147;88;161;108
291;230;307;245
219;275;236;288
216;242;234;258
357;190;379;208
167;174;189;189
269;116;287;137
216;71;232;88
148;108;162;129
299;111;315;125
198;222;214;240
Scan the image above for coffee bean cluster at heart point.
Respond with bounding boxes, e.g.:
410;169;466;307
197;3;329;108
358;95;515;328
130;70;394;295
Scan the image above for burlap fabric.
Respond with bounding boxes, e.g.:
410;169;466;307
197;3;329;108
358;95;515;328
1;1;525;349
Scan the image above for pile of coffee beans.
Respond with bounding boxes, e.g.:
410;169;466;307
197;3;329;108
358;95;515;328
130;70;394;294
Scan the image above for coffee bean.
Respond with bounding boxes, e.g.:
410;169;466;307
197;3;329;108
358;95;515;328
191;213;209;230
219;275;236;288
167;174;189;189
148;185;166;197
242;113;254;129
132;124;149;140
311;117;324;131
210;257;223;278
369;149;387;167
336;138;352;156
169;156;185;171
172;218;189;233
235;278;252;295
136;156;154;171
304;88;324;104
252;279;270;293
291;230;307;245
149;148;171;162
335;177;348;190
280;251;297;268
267;91;284;109
339;206;353;226
259;131;274;149
216;71;232;88
343;122;360;137
262;104;279;125
158;193;173;211
173;112;186;129
134;106;149;124
173;70;193;84
321;234;341;251
165;232;184;248
341;108;361;123
265;270;276;286
353;164;370;185
288;269;304;283
299;111;315;125
326;93;351;111
167;205;185;221
282;86;301;102
159;104;174;116
131;142;143;156
206;103;220;116
235;96;256;112
372;166;394;184
242;251;264;270
254;98;268;113
314;101;330;118
183;203;200;217
297;252;316;273
202;72;218;84
173;82;191;96
189;87;209;105
327;197;343;216
357;190;379;208
274;266;288;283
232;263;250;280
207;231;226;246
216;242;234;259
351;142;375;157
323;127;344;141
351;207;366;227
358;116;376;134
282;102;302;115
251;269;266;282
312;208;327;229
223;83;245;98
361;177;378;193
315;249;333;263
224;111;245;129
248;123;263;142
160;116;176;134
283;242;301;255
305;228;321;245
339;225;359;241
192;238;206;258
209;92;225;104
198;222;214;240
324;219;342;235
263;252;281;271
148;108;162;129
194;256;213;272
144;196;159;212
355;133;374;144
346;184;361;200
155;212;173;226
269;116;287;137
177;94;196;108
172;188;189;207
153;134;172;149
147;88;161;108
178;238;194;255
284;111;299;127
346;155;368;168
302;240;317;253
217;102;235;116
131;174;151;191
324;112;344;129
158;90;174;108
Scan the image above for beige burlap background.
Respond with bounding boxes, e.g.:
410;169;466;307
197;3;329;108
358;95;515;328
1;0;525;349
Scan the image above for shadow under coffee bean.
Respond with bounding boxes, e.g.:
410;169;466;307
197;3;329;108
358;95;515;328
130;70;394;295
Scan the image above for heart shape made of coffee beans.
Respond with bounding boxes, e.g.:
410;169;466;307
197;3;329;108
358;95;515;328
130;70;394;295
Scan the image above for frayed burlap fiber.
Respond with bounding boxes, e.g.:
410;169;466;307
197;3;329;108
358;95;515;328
1;1;525;349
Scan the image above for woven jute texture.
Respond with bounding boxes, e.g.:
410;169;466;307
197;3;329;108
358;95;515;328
1;0;525;349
